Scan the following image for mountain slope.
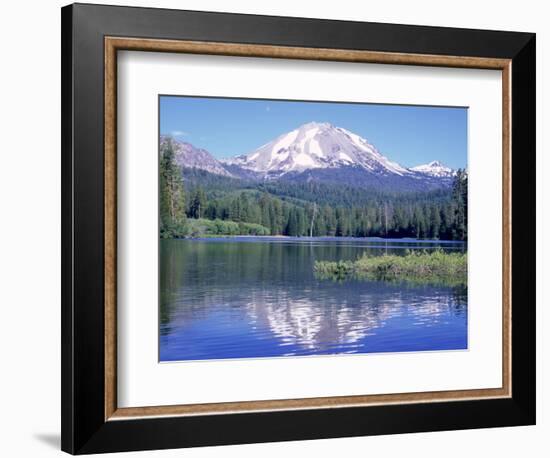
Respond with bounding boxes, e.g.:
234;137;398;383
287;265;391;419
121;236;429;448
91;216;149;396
161;136;233;177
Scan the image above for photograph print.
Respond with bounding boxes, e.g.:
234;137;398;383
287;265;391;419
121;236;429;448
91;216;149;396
159;96;468;362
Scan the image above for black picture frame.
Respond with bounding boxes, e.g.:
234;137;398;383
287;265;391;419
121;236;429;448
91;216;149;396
61;3;536;454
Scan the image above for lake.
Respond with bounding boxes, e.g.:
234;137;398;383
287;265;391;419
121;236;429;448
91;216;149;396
160;237;467;362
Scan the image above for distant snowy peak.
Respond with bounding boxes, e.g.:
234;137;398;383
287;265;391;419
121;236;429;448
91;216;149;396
226;122;411;177
161;136;234;177
410;160;455;178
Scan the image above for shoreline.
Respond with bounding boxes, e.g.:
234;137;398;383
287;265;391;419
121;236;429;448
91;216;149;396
170;234;466;244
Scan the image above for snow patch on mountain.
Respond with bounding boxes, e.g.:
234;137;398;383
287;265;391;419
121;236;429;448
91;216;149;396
161;136;234;177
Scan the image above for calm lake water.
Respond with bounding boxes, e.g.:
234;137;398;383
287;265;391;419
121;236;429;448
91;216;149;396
160;237;467;362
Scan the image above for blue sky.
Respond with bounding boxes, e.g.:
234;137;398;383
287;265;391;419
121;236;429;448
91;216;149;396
160;95;467;169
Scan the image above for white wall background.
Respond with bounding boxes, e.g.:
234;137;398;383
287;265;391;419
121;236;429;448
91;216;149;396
0;1;545;456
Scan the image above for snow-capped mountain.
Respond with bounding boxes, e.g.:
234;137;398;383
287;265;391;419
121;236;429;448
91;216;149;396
410;160;455;178
161;123;458;191
224;122;411;178
161;136;234;177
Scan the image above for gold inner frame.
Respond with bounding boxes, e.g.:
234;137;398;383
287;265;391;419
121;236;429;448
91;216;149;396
104;36;512;421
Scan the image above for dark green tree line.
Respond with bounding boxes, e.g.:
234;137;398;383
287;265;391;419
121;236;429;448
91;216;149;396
160;141;468;240
183;177;467;241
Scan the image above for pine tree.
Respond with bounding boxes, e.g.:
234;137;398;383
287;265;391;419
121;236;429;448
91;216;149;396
335;208;348;237
285;209;299;236
259;194;272;229
189;186;207;219
307;202;318;237
296;207;307;236
323;205;336;236
452;169;468;240
159;139;187;237
272;199;283;235
429;205;441;239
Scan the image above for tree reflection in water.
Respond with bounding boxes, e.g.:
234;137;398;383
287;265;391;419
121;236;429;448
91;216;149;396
160;238;467;361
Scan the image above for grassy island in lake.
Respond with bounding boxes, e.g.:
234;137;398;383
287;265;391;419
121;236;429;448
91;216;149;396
314;249;467;286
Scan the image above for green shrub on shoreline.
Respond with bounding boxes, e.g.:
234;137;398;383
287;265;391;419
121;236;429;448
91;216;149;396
181;218;271;238
314;249;467;286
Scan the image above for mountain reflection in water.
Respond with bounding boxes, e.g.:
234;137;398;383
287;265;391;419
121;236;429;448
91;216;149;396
160;238;467;361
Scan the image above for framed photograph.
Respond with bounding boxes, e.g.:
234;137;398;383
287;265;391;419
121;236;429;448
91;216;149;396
61;3;536;454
